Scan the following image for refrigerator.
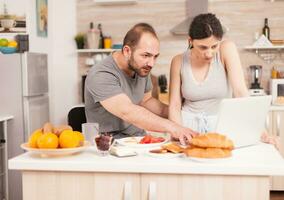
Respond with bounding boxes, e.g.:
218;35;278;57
0;52;49;200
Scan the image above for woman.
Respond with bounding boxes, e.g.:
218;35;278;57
169;13;249;133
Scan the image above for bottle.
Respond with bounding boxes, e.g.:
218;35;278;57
271;67;278;79
103;36;112;49
97;23;104;49
87;22;99;49
262;18;270;40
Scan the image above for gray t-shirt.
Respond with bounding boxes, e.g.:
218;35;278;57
84;54;152;138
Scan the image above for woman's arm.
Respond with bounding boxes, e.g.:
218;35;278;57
169;55;183;124
220;40;249;97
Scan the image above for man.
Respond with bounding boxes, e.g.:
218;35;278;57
85;23;197;144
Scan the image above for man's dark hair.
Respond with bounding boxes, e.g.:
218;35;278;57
123;23;158;50
189;13;223;40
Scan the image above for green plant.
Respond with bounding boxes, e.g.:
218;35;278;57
74;33;85;49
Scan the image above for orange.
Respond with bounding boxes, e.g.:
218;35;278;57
59;130;80;148
28;129;43;148
37;132;59;149
74;131;84;146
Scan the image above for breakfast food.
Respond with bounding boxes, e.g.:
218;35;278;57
27;122;85;149
184;133;234;159
184;147;231;158
149;142;184;154
139;134;165;144
95;133;113;151
190;133;234;150
162;142;184;153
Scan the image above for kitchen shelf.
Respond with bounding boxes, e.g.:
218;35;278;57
244;45;284;50
76;49;115;53
244;45;284;63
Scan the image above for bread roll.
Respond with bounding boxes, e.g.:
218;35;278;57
190;133;234;150
184;147;231;158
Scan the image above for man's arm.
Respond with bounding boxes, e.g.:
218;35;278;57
139;91;168;118
100;93;198;144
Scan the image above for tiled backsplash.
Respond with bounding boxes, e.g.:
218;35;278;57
77;0;284;93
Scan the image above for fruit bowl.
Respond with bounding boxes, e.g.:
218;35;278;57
21;141;91;157
0;46;17;54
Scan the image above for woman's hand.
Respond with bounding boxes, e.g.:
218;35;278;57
261;132;280;150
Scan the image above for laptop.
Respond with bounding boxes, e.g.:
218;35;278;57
215;95;272;148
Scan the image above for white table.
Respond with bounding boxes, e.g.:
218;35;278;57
9;143;284;200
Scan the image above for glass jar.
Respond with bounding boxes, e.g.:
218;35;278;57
103;36;112;49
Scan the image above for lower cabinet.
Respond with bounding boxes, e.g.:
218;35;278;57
269;111;284;191
22;172;140;200
22;171;270;200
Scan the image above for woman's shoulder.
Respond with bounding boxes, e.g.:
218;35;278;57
220;39;237;51
171;53;183;66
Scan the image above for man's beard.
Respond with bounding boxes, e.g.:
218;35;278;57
127;56;150;78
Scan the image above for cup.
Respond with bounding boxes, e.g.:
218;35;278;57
94;133;113;156
82;123;99;145
0;19;16;30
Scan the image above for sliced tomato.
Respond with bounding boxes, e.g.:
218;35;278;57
150;137;165;143
139;135;152;144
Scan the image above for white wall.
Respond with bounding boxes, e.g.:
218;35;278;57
0;0;26;16
46;0;80;124
4;0;79;125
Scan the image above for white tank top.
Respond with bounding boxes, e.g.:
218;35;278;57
181;49;231;116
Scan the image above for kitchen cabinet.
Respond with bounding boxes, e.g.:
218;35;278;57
9;144;284;200
21;172;269;200
269;110;284;190
22;172;140;200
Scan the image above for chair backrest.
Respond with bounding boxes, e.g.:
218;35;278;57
67;106;86;132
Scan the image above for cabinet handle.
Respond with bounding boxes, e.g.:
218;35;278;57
276;113;281;137
123;181;132;200
148;181;157;200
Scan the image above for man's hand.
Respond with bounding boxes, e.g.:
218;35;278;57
170;126;199;146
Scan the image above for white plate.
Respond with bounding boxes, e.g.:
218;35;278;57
116;136;169;148
21;141;91;157
146;151;184;159
186;155;233;163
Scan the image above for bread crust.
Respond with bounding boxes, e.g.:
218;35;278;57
162;143;184;153
184;147;231;158
190;133;234;150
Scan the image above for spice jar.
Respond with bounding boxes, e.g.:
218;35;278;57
103;36;112;49
271;67;278;79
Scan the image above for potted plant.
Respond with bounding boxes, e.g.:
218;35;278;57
74;33;85;49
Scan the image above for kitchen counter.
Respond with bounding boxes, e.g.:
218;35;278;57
8;143;284;200
8;143;284;175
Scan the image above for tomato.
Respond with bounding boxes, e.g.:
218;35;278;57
139;135;152;144
150;137;165;143
139;135;165;144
